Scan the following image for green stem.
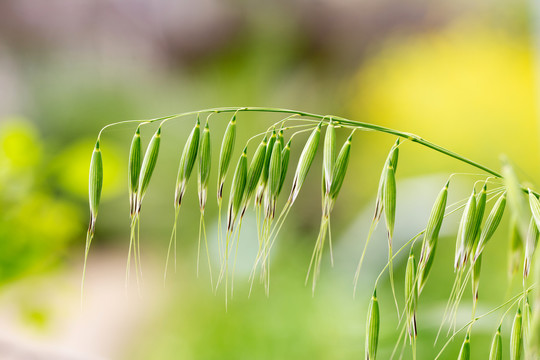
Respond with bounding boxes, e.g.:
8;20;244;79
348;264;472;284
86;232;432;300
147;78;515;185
98;106;503;178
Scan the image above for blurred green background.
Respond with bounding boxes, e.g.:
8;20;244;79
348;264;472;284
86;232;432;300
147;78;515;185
0;0;539;358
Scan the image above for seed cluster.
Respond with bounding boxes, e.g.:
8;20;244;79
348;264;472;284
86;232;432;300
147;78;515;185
85;108;540;358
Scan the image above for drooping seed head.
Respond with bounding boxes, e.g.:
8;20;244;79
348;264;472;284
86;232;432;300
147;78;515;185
489;326;502;360
458;331;471;360
89;139;103;233
323;121;336;193
510;307;522;360
227;147;247;231
418;181;448;292
198;121;211;212
289;123;321;204
474;193;506;262
128;126;141;216
365;289;380;360
137;126;161;207
217;114;236;201
175;117;200;207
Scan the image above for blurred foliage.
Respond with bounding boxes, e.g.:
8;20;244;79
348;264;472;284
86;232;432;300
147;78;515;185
348;20;539;183
0;120;81;284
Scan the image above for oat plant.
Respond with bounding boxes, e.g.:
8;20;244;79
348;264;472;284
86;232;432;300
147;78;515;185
84;107;540;358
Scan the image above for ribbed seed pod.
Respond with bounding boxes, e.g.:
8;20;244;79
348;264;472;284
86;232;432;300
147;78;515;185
266;139;283;219
489;326;502;360
365;289;380;360
277;129;284;147
198;121;211;212
175;118;200;207
137;126;161;207
277;139;291;195
471;184;487;243
289;123;321;204
88;139;103;233
268;139;283;199
323;121;336;193
227;147;247;231
455;189;477;269
405;247;417;342
418;181;449;292
523;217;538;278
128;127;141;216
510;307;522;360
458;331;471;360
373;139;399;222
383;163;396;241
261;130;276;186
328;132;353;201
256;129;276;205
217;114;236;201
474;193;506;262
243;136;267;208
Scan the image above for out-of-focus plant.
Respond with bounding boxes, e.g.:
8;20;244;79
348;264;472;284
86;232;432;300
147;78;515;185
0;119;80;284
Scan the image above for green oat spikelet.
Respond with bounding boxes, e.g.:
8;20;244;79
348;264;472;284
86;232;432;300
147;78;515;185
241;135;267;216
196;120;212;282
256;129;276;206
137;126;162;207
82;139;103;298
455;189;477;270
166;118;200;278
307;131;353;292
175;117;200;207
198;120;212;212
323;120;336;193
217;114;237;202
355;139;399;296
128;126;141;217
418;180;449;293
289;123;321;204
404;247;418;344
227;147;248;232
511;307;523;360
366;289;380;360
489;326;502;360
474;192;506;262
277;139;291;195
